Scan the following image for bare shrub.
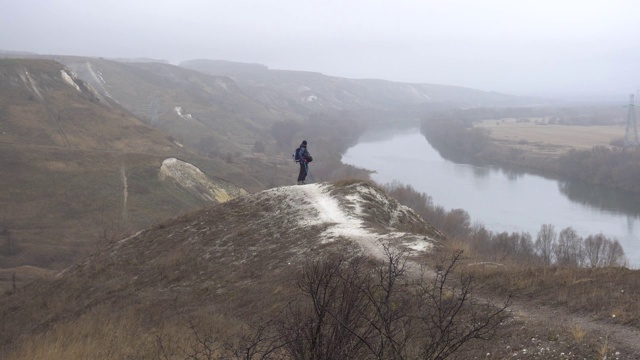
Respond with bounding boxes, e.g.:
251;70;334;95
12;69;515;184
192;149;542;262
441;209;471;238
584;234;626;267
278;254;375;359
278;248;511;360
415;251;511;359
490;232;518;261
382;182;434;216
154;317;284;360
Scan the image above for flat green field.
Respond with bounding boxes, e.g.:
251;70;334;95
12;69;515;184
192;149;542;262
475;118;626;156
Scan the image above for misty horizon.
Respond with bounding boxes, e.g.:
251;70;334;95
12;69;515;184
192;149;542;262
1;0;638;99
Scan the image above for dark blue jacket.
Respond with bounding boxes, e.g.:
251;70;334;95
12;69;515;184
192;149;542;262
297;145;310;163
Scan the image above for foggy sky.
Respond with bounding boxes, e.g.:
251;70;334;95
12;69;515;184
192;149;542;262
1;0;638;98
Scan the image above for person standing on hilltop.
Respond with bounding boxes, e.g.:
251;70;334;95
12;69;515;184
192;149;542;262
295;140;312;185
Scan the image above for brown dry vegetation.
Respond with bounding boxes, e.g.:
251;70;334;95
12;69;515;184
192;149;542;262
3;181;640;359
0;181;444;359
475;118;625;157
433;244;640;359
383;183;640;358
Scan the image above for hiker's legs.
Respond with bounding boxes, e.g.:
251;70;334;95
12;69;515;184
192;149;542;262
297;163;307;183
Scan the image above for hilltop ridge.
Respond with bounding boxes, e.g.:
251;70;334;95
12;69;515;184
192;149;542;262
0;180;443;357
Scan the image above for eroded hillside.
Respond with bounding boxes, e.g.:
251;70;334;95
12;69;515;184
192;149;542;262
0;59;249;271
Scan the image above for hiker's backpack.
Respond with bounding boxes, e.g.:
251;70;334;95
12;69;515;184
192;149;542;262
293;147;302;162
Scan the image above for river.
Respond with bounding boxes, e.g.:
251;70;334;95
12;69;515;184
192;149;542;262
342;128;640;266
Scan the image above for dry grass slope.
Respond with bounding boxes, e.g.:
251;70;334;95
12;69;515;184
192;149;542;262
0;59;250;274
0;181;442;359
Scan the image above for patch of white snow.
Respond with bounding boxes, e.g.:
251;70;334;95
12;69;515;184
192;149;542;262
268;184;433;260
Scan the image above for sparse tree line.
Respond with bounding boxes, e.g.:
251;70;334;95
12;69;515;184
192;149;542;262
154;248;509;360
421;114;640;194
382;182;626;268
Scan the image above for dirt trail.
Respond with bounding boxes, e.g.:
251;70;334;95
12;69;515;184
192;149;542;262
507;300;640;357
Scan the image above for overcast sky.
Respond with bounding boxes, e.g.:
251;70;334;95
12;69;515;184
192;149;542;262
1;0;638;98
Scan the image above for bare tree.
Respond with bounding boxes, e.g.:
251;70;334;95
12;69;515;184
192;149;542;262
583;234;606;267
554;227;583;266
535;224;556;265
516;232;536;261
603;239;626;267
584;234;626;267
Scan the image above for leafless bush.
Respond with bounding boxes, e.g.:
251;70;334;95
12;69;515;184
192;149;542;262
154;320;221;360
278;247;511;360
154;318;285;360
415;251;511;359
441;209;471;238
278;255;374;359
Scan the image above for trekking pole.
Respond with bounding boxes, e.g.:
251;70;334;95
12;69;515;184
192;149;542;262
305;163;315;183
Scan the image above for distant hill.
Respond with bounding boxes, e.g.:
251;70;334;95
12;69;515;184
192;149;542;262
0;54;538;273
0;54;541;173
0;49;37;56
0;180;444;358
0;53;298;155
0;58;249;271
54;56;294;155
180;59;535;117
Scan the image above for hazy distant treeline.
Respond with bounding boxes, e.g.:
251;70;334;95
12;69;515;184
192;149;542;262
421;111;640;193
423;106;625;125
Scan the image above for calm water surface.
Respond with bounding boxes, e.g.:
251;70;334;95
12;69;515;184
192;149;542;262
342;128;640;266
